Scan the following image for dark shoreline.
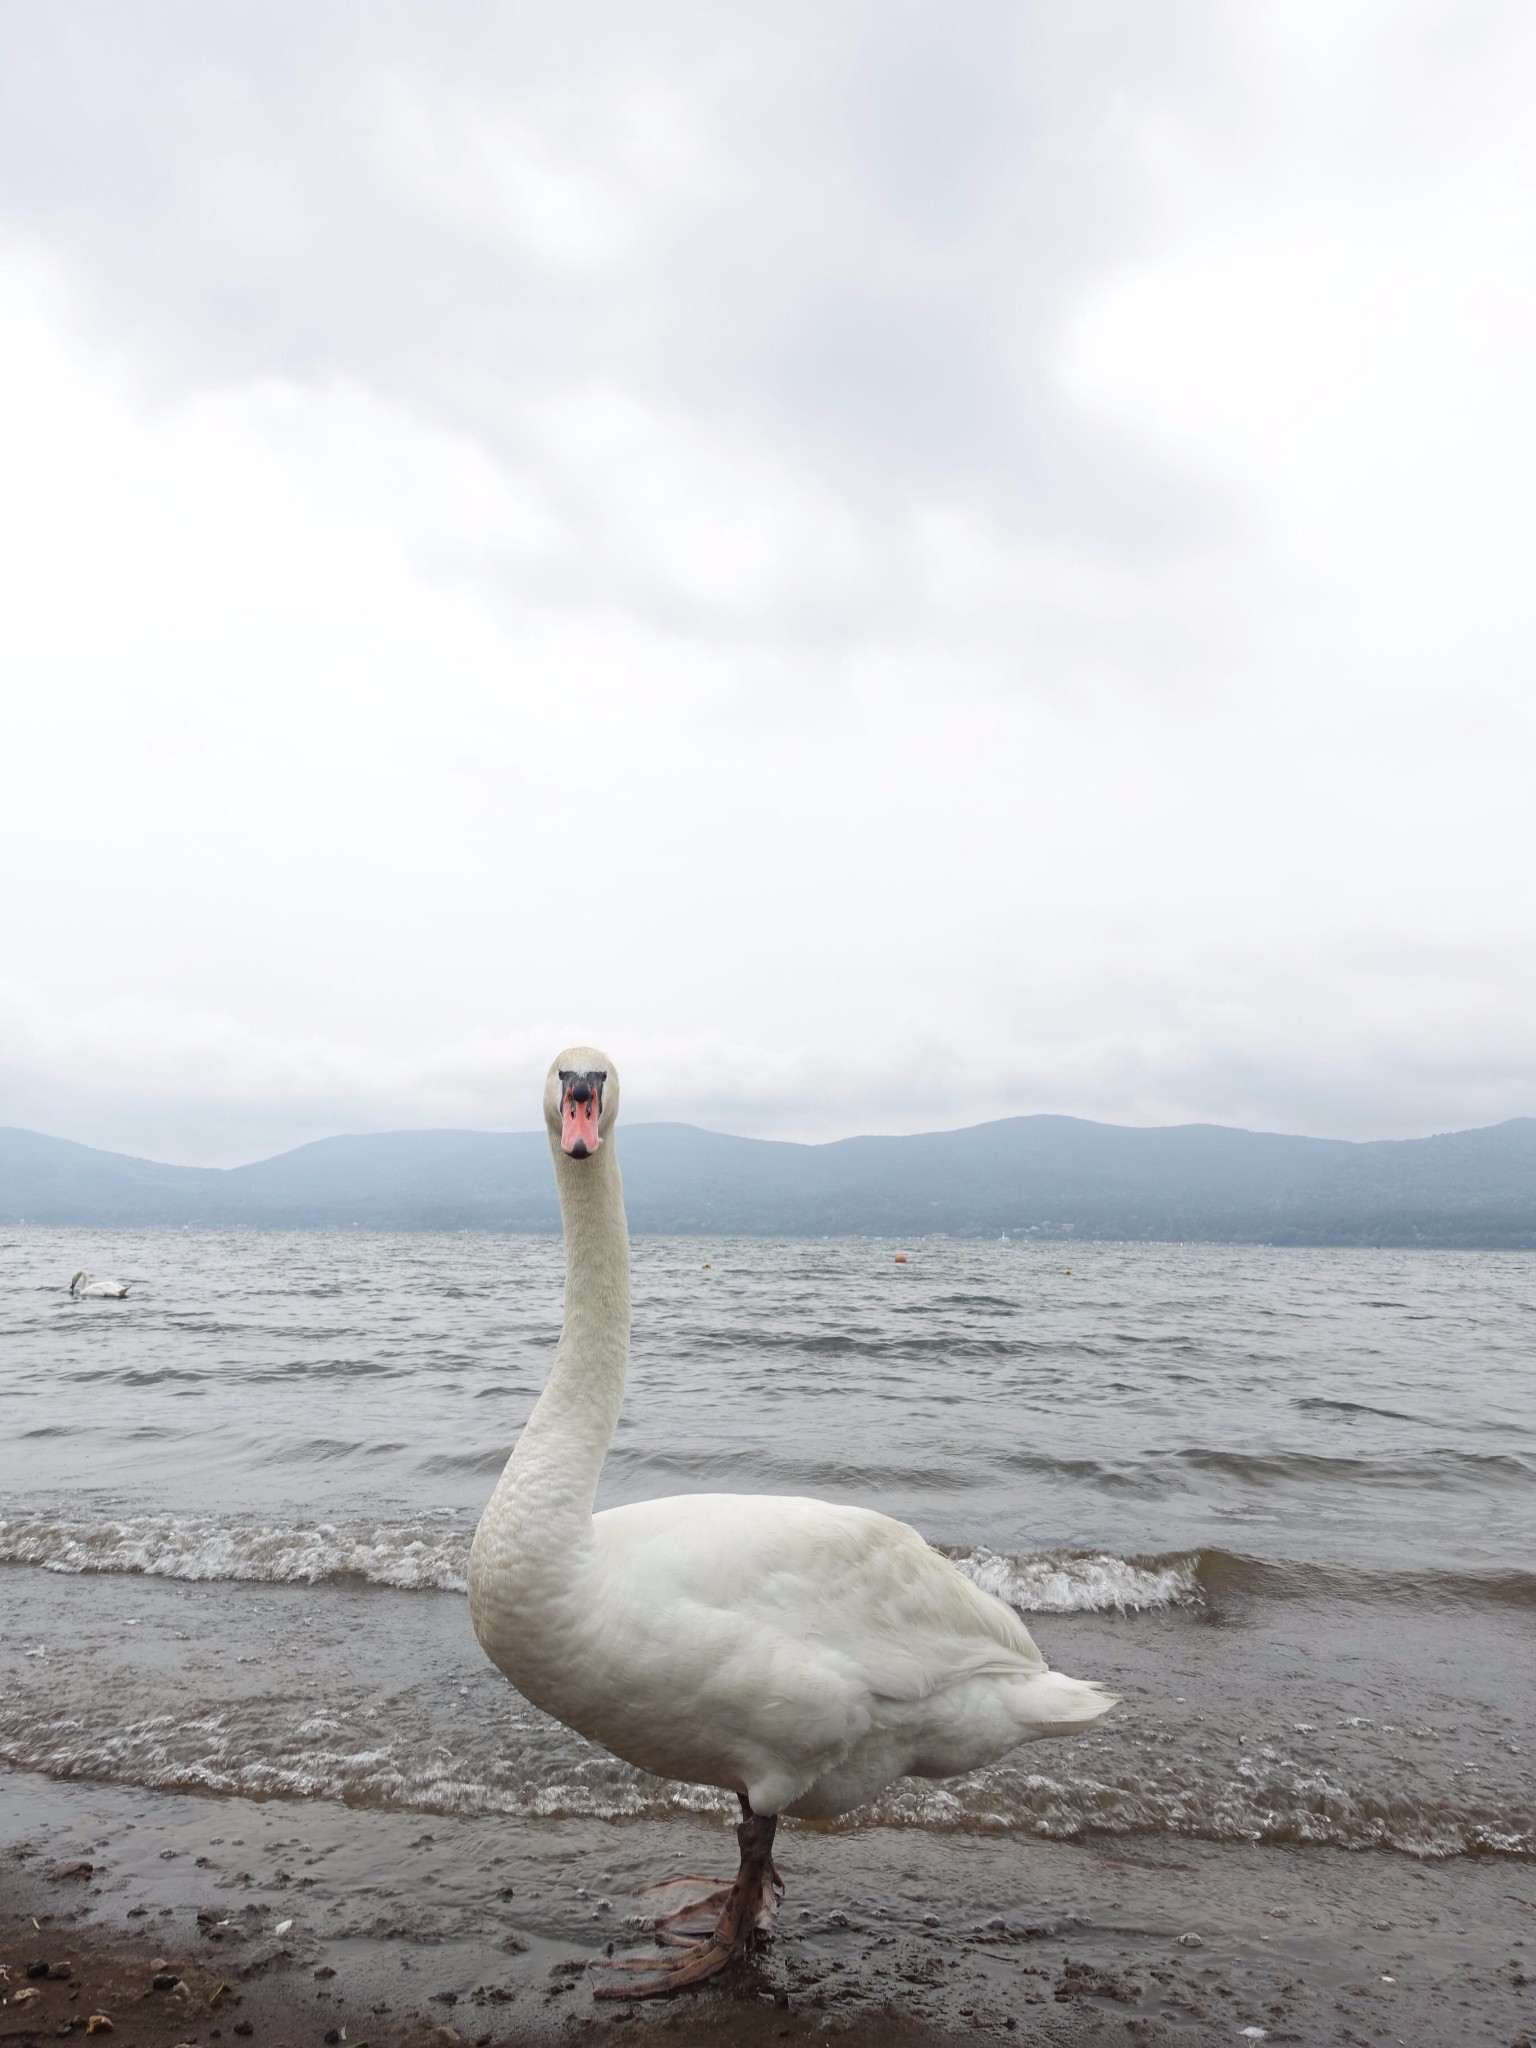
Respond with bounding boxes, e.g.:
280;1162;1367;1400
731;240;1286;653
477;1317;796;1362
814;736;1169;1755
5;1766;1534;2047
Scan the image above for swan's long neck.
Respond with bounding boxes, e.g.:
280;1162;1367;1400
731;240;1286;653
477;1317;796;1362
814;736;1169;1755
481;1137;631;1558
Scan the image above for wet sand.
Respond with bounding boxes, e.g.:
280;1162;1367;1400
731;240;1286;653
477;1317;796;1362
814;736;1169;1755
4;1767;1533;2046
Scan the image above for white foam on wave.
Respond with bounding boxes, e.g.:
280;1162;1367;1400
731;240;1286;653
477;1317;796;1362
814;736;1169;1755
0;1514;472;1592
866;1760;1536;1859
948;1545;1201;1614
2;1702;1526;1861
1;1512;1198;1615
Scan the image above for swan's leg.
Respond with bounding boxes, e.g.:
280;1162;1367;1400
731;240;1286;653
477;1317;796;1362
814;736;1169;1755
593;1804;782;1999
638;1796;784;1938
736;1790;786;1904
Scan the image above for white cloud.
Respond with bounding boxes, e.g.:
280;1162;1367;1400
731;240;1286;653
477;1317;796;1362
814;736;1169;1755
2;4;1535;1164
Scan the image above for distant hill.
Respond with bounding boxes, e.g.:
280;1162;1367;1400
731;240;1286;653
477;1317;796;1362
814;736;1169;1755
5;1114;1536;1245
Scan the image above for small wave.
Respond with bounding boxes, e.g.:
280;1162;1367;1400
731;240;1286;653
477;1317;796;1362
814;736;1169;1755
0;1514;472;1592
947;1546;1201;1614
417;1450;515;1477
692;1328;1061;1362
1293;1395;1431;1424
863;1761;1536;1860
7;1512;1535;1615
1;1706;1527;1860
1192;1548;1536;1611
1175;1445;1535;1487
0;1512;1196;1616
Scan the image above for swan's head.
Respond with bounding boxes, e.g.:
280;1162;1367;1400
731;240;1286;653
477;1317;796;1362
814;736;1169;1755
544;1047;619;1161
69;1270;88;1296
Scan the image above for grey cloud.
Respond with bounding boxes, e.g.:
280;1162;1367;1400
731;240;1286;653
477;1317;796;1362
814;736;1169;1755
0;1;1238;627
856;26;1011;233
777;294;1006;462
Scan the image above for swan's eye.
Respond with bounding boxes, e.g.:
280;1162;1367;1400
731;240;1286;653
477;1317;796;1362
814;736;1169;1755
558;1068;605;1111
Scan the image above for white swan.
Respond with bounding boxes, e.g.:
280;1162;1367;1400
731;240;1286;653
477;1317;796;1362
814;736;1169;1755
69;1270;129;1299
469;1049;1115;1997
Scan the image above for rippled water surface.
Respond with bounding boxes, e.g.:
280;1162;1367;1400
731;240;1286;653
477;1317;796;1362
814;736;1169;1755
2;1227;1533;1866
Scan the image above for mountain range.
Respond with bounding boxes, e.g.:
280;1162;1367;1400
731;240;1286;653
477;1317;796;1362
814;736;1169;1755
5;1114;1536;1245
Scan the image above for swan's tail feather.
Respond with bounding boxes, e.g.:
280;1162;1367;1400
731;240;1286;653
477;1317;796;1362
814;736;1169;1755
1018;1668;1119;1737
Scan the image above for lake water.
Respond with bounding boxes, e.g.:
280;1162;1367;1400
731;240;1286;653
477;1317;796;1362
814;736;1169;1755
2;1227;1533;1869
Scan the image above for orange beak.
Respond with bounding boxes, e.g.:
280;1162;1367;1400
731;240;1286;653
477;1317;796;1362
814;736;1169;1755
561;1084;602;1157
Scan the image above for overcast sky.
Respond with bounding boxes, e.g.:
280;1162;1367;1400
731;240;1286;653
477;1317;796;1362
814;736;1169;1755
2;2;1535;1164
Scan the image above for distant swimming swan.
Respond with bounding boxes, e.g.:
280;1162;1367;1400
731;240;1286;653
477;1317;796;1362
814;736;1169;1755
69;1271;129;1299
468;1047;1116;1999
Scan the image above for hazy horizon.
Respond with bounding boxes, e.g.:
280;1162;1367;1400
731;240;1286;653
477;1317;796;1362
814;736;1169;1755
4;5;1535;1164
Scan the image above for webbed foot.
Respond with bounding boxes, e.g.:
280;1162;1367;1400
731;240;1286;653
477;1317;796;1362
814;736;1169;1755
593;1806;782;2001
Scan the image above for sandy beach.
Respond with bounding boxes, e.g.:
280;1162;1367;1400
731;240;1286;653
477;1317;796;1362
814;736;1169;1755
4;1765;1534;2046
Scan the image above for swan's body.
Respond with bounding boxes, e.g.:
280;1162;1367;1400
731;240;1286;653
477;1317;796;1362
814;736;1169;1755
478;1486;1108;1822
69;1270;129;1299
469;1048;1114;1990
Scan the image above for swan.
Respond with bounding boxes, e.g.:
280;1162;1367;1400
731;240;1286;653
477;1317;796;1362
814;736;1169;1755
468;1048;1116;1998
69;1271;129;1299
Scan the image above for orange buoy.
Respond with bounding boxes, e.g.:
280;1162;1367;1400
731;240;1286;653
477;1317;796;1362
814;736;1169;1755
893;1254;907;1264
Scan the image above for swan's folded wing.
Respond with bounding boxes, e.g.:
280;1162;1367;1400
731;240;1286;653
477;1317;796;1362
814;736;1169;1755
595;1492;1047;1706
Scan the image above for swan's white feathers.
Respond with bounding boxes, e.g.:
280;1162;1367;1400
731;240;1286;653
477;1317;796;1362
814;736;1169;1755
596;1491;1046;1700
580;1491;1095;1816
